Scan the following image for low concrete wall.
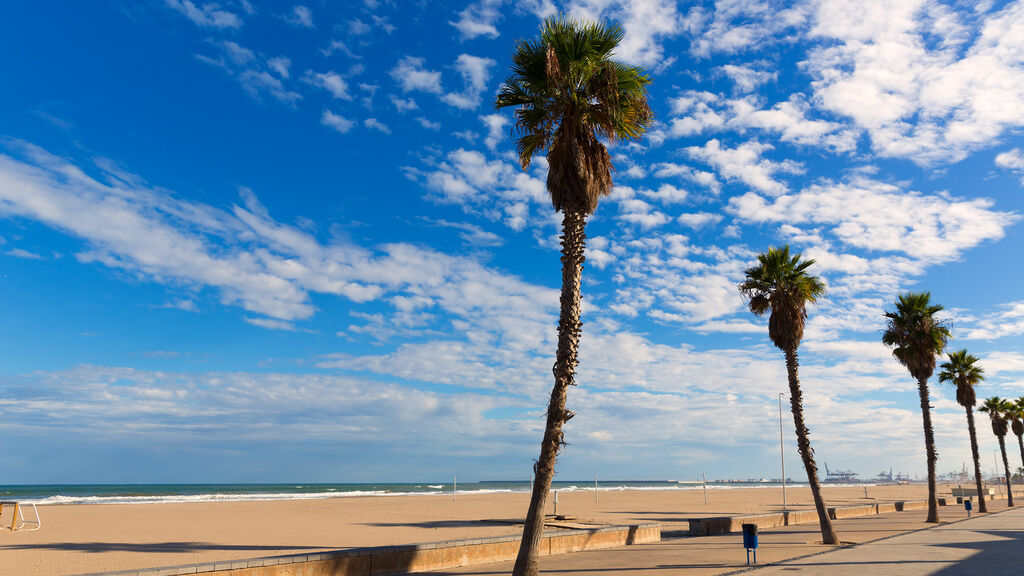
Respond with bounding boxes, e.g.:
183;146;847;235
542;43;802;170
783;510;820;526
876;503;897;514
82;524;660;576
896;500;929;511
688;513;785;536
828;505;878;520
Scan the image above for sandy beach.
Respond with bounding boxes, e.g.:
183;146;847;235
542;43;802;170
0;483;983;575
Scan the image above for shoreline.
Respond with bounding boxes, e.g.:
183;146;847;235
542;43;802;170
9;480;921;506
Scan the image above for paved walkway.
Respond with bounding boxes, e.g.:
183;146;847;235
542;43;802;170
748;505;1024;575
427;500;1018;575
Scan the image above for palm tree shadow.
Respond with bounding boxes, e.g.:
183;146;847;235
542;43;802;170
361;520;488;529
928;529;1024;575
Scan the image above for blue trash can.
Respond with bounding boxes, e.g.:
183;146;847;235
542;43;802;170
742;523;758;564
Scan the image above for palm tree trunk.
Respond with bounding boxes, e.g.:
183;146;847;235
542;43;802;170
966;406;987;513
1017;434;1024;483
998;435;1014;507
916;377;939;522
784;348;839;545
513;209;587;576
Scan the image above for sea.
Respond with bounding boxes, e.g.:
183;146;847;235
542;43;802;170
0;480;818;506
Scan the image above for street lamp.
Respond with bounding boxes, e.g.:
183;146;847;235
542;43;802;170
779;393;787;510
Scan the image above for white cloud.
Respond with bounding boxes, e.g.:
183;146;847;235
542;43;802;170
980;351;1024;376
159;298;198;312
806;0;1024;164
165;0;242;29
6;248;45;260
568;0;685;70
416;117;441;131
389;57;443;94
391;96;418;113
995;148;1024;183
285;5;313;28
321;40;356;59
266;57;290;79
641;184;688;205
719;63;777;93
686;0;809;57
245;317;296;331
651;162;721;193
424;219;504;248
417;148;548;231
450;0;502;39
480;114;509;151
0;365;516;460
441;54;496;110
611;188;670;229
665;91;859;153
961;301;1024;341
321;110;354;134
686;139;803;195
666;91;725;136
306;70;352;100
729;176;1017;261
364;118;391;134
195;42;301;104
677;212;723;229
996;148;1024;170
349;18;371;36
0;142;568;344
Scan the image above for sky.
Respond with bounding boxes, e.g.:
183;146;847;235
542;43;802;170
1;0;1024;485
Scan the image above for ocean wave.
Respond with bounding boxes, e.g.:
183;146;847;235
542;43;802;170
24;488;523;506
21;482;863;505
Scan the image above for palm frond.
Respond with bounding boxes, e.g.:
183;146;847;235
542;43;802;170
738;245;825;351
882;292;950;382
938;349;983;409
495;14;652;214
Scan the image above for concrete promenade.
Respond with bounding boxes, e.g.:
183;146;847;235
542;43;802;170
750;504;1024;575
429;499;1018;575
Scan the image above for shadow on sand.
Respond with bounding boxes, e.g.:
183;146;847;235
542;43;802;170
0;541;327;554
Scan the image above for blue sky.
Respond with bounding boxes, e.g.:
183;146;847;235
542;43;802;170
2;0;1024;484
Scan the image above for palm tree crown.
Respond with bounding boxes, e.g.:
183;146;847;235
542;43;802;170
938;349;984;409
496;15;652;214
739;245;825;352
882;292;951;382
980;397;1011;437
1008;401;1024;438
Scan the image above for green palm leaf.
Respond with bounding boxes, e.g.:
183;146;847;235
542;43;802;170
738;245;826;351
496;14;652;214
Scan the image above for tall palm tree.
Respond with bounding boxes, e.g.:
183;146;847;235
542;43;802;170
1009;399;1024;478
979;397;1014;506
882;292;950;523
739;246;838;544
938;350;987;512
496;15;652;576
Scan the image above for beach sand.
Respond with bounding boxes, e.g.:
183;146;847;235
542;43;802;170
0;483;979;575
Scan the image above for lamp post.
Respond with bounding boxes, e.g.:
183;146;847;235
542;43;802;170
779;393;787;510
